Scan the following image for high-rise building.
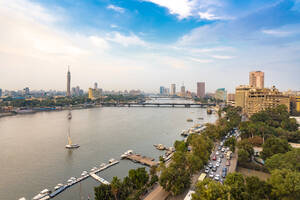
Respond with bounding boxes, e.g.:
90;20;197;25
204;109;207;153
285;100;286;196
249;71;264;89
290;96;300;114
88;87;101;100
23;87;30;95
94;82;98;89
0;88;2;97
235;85;290;116
197;82;205;98
171;84;176;95
180;85;186;97
160;86;165;95
67;67;71;97
215;88;227;101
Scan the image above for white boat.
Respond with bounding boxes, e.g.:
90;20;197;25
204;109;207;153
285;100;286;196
81;171;88;176
65;127;80;149
90;167;98;172
109;158;115;163
32;189;51;200
100;163;106;168
54;183;63;190
19;198;26;200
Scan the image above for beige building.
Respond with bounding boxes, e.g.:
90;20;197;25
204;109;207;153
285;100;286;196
227;93;235;106
249;71;264;89
235;85;290;116
170;84;176;95
88;88;101;100
290;96;300;114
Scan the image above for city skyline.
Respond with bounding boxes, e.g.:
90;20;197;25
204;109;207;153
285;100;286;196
1;0;300;92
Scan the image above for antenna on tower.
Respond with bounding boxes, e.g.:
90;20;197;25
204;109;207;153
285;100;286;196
68;65;70;72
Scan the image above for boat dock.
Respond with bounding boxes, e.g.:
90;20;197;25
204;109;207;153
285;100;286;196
123;153;158;167
90;173;110;185
27;159;119;200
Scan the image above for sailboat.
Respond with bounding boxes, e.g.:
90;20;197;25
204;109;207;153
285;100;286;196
65;127;80;149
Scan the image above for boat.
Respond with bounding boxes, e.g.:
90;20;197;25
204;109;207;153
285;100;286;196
54;183;63;190
197;117;204;120
65;127;80;149
100;163;106;168
187;118;193;122
109;158;116;163
32;189;51;200
153;144;166;150
90;167;98;172
81;171;88;176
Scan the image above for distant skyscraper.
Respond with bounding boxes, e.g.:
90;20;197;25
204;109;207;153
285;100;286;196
23;87;30;95
94;82;98;89
67;67;71;97
0;88;2;97
181;85;186;96
160;86;165;95
171;84;176;95
249;71;264;89
197;82;205;98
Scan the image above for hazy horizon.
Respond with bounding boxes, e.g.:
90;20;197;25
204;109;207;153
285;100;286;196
1;0;300;93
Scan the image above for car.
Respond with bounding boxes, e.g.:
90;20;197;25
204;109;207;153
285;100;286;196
216;162;220;167
209;172;214;178
220;178;224;184
221;148;225;152
208;162;213;168
212;155;216;160
216;151;219;155
220;154;224;158
226;147;230;151
222;167;227;172
212;166;217;172
220;142;224;146
214;174;220;181
226;160;230;166
218;146;221;150
205;167;210;173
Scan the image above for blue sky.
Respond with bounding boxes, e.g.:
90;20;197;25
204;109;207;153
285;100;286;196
0;0;299;93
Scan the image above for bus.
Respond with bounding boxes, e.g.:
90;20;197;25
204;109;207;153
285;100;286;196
198;173;206;182
226;151;232;160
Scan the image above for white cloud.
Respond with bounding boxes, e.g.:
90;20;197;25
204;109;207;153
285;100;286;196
211;55;234;59
262;29;293;37
143;0;226;20
107;4;125;13
188;57;213;63
89;36;110;49
106;32;147;47
198;11;220;20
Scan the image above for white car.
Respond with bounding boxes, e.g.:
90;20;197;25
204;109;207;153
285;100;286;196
216;151;219;155
216;162;220;167
214;174;220;181
209;172;214;178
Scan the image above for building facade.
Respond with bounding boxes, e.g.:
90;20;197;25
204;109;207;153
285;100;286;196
197;82;205;98
215;88;227;101
170;84;176;96
249;71;264;89
67;68;71;97
235;85;290;116
290;96;300;114
180;85;186;97
88;88;101;100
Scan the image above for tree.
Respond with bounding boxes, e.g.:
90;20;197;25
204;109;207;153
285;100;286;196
265;148;300;171
261;137;291;160
238;149;250;165
193;179;230;200
268;169;300;200
224;173;246;200
128;168;149;190
94;184;113;200
111;177;122;200
244;176;271;200
224;137;236;152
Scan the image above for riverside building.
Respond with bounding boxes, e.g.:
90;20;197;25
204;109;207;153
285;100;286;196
235;85;290;116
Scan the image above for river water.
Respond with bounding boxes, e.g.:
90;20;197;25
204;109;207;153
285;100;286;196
0;99;217;200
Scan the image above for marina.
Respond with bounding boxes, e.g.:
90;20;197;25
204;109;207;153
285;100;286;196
121;150;158;167
22;159;119;200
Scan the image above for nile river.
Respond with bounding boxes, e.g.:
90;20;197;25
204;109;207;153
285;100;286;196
0;99;217;200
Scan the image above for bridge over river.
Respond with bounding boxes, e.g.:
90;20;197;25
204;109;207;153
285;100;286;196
100;102;216;108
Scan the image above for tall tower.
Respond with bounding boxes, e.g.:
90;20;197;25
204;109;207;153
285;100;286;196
170;84;176;95
197;82;205;98
67;66;71;97
249;71;264;89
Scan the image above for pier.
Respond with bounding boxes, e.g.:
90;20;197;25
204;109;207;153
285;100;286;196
123;153;158;167
90;173;110;185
